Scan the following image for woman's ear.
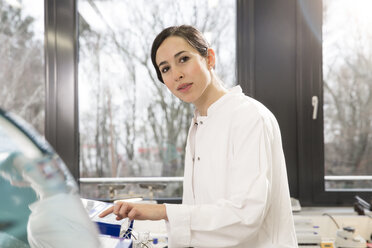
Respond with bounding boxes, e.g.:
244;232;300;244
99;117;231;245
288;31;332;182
206;48;216;70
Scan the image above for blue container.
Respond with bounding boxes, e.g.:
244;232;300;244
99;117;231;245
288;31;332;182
96;222;122;237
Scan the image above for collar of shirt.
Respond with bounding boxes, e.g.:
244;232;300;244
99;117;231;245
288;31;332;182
192;85;243;124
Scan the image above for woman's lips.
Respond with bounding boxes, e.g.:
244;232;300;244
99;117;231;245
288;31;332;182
177;83;193;92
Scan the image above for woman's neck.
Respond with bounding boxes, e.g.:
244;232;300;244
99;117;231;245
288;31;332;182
194;77;227;116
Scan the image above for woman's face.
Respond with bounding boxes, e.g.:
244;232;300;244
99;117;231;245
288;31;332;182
155;36;213;103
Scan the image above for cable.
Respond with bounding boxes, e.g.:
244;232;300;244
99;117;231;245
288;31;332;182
322;213;340;229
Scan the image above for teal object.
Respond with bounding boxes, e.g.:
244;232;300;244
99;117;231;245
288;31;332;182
0;109;100;247
0;108;68;246
0;177;36;246
0;110;40;246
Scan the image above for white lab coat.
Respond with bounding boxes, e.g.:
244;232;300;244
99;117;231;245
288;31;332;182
165;86;297;248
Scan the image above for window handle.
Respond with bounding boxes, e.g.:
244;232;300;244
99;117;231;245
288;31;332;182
312;96;319;120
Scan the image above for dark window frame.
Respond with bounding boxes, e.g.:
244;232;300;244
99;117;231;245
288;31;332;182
44;0;79;179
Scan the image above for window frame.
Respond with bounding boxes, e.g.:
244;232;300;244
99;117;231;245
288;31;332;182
44;0;79;179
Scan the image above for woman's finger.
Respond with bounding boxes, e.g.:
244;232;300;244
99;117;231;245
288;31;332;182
99;206;114;218
113;202;124;216
118;202;131;217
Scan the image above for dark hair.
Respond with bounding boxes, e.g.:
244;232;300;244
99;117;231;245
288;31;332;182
151;25;210;84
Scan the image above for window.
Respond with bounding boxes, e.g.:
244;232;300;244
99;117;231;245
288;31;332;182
48;0;372;205
0;0;44;134
77;0;236;200
296;0;372;205
323;0;372;192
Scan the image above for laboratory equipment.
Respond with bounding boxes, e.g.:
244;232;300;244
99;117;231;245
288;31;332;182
354;196;372;216
81;198;133;239
295;218;322;245
133;231;153;248
335;227;367;248
0;108;100;247
291;197;302;212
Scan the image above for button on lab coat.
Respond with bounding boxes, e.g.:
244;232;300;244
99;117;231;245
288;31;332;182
165;86;297;248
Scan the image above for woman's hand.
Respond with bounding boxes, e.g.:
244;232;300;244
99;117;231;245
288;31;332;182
99;202;168;221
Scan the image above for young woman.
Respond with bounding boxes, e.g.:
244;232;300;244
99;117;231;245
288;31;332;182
100;25;297;248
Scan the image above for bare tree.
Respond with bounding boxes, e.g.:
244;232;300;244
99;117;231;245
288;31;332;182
322;1;372;191
78;0;236;180
0;2;44;134
324;47;372;175
110;0;234;177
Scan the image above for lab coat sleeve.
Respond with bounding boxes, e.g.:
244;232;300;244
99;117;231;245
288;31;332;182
165;109;274;247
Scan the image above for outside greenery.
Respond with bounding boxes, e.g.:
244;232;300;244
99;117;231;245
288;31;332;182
0;1;44;133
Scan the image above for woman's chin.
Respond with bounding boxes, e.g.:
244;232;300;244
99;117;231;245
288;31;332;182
175;94;195;103
180;97;195;104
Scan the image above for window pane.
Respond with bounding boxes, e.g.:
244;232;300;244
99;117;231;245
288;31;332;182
323;0;372;191
78;0;236;199
0;1;45;134
0;0;44;245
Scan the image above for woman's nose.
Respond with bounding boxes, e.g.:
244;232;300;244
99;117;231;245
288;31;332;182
173;69;184;82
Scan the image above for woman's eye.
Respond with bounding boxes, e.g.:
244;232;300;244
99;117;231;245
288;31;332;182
180;56;190;63
161;66;169;73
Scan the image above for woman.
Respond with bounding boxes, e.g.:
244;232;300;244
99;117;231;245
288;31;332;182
100;25;297;248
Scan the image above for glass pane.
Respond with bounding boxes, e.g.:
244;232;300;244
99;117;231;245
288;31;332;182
0;1;45;134
78;0;236;199
323;0;372;191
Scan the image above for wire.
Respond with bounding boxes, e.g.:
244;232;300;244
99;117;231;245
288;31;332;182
322;213;340;229
120;219;134;239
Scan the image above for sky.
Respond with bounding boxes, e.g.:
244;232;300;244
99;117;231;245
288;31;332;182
13;0;44;41
323;0;372;76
